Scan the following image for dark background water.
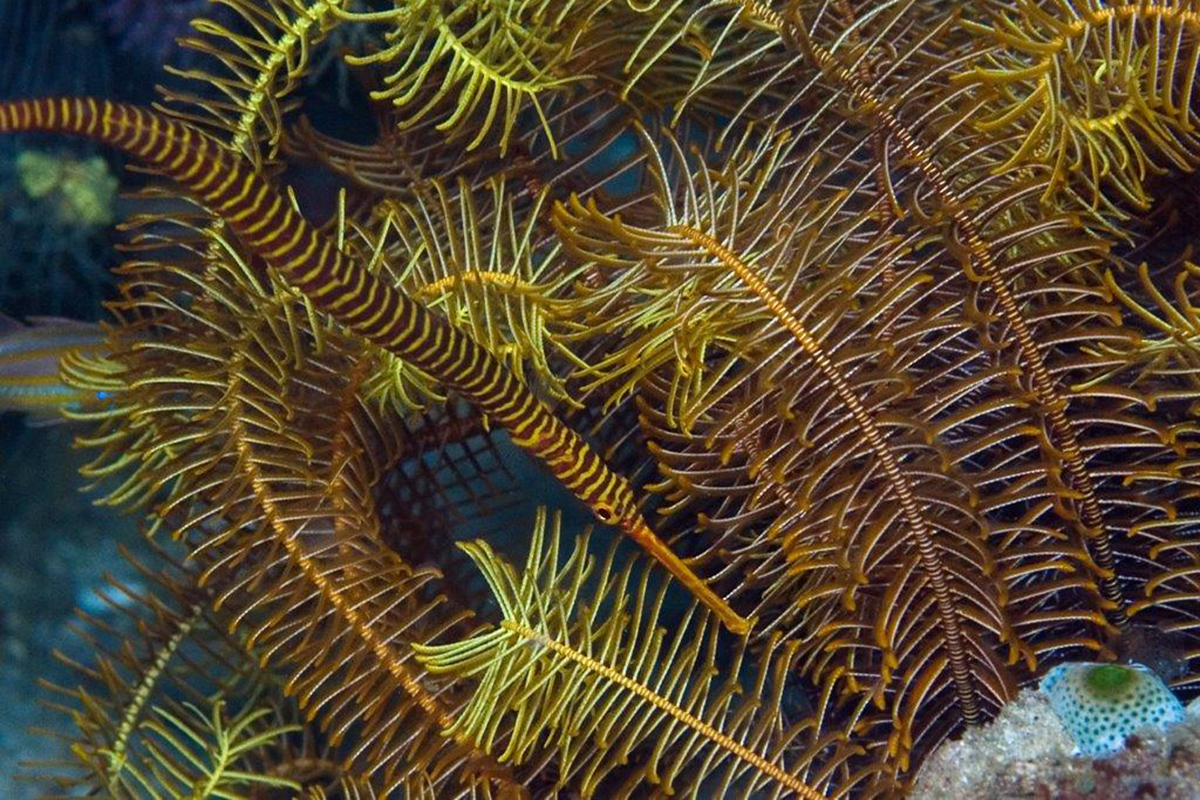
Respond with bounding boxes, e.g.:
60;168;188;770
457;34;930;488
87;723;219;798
0;2;240;793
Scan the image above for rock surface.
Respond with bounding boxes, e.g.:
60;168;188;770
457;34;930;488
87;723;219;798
913;688;1200;799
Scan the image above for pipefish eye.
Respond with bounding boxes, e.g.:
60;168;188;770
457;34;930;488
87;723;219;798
593;502;620;525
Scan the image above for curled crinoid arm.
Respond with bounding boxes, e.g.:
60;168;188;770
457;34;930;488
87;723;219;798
162;0;355;166
106;273;523;793
1077;261;1200;403
33;543;365;797
332;0;589;154
953;0;1200;213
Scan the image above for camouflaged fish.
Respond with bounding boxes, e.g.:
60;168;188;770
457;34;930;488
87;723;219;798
0;314;110;421
1040;662;1185;757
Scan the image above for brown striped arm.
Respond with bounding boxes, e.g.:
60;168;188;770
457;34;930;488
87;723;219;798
0;97;751;635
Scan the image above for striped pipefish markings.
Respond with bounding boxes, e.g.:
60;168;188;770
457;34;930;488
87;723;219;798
0;96;751;636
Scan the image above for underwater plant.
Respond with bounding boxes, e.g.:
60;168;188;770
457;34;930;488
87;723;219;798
4;0;1200;797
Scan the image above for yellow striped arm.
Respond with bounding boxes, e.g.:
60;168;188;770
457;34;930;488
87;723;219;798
0;97;750;635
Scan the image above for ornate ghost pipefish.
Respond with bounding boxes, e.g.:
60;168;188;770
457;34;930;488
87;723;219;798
0;97;752;635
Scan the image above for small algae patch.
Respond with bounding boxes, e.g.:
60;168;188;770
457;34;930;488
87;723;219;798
16;150;118;228
1084;663;1135;696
